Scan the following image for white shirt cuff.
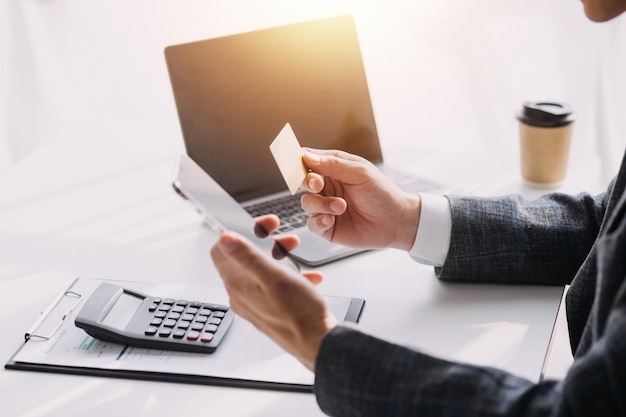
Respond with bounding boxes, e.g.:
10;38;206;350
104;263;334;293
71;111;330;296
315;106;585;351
408;193;452;267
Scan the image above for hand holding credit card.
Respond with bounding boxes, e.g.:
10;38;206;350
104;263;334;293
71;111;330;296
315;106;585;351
269;123;308;195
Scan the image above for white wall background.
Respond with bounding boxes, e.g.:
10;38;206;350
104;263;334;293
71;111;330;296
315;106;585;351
1;0;626;186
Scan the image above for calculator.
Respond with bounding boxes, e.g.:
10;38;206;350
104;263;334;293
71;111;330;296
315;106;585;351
75;282;234;353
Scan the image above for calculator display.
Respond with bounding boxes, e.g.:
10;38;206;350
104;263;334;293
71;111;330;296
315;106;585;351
75;283;234;353
101;292;144;329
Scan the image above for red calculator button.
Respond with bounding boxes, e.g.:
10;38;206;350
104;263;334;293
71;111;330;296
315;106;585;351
186;331;199;341
200;333;214;343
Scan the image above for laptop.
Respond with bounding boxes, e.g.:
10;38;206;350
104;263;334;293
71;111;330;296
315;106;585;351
165;14;440;266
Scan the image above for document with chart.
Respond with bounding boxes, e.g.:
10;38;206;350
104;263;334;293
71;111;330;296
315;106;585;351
5;277;364;392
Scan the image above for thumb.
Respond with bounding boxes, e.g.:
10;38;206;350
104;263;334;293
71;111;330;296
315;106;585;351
303;149;372;185
215;231;280;281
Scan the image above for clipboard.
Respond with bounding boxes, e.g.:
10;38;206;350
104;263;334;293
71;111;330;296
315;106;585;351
5;277;365;393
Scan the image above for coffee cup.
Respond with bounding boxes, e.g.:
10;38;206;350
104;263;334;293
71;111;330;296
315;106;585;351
517;102;575;187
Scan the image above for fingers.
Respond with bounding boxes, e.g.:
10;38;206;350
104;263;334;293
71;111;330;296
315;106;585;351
253;215;302;261
303;147;365;163
302;172;325;193
255;217;303;263
211;231;281;287
211;231;259;271
211;231;322;294
303;271;323;285
302;148;372;185
306;213;336;236
301;193;346;216
300;192;345;237
272;235;300;260
254;214;281;237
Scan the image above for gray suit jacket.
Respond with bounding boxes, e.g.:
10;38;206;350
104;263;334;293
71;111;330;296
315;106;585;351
314;152;626;416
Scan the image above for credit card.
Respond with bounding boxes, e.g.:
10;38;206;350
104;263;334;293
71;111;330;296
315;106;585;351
269;123;307;195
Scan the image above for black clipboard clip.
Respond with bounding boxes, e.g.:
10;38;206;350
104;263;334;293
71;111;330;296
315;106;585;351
24;290;82;341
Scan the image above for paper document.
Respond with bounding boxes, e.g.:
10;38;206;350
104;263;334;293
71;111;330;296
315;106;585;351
7;278;362;390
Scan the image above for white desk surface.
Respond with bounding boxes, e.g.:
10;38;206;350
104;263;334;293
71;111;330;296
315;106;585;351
0;133;596;417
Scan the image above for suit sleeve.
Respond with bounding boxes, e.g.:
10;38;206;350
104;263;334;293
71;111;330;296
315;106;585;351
314;315;626;416
436;192;607;285
313;189;626;416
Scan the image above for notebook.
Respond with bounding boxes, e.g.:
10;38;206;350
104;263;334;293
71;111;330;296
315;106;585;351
164;14;440;266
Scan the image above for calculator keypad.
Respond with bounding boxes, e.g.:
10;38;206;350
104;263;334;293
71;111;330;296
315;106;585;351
144;298;231;349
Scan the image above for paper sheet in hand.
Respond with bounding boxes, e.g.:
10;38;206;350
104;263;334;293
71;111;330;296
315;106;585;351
269;123;307;195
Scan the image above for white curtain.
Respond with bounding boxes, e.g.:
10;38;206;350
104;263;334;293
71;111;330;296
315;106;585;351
2;0;625;187
597;17;626;184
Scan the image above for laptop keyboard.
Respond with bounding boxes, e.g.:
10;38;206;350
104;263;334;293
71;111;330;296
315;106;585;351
244;193;311;234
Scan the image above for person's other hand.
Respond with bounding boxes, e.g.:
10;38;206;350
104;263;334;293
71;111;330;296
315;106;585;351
210;224;336;370
301;149;422;251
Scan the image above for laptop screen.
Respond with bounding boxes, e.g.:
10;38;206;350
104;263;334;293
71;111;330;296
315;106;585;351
165;15;382;203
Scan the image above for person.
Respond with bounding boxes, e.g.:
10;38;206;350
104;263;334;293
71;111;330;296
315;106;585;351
210;1;626;415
